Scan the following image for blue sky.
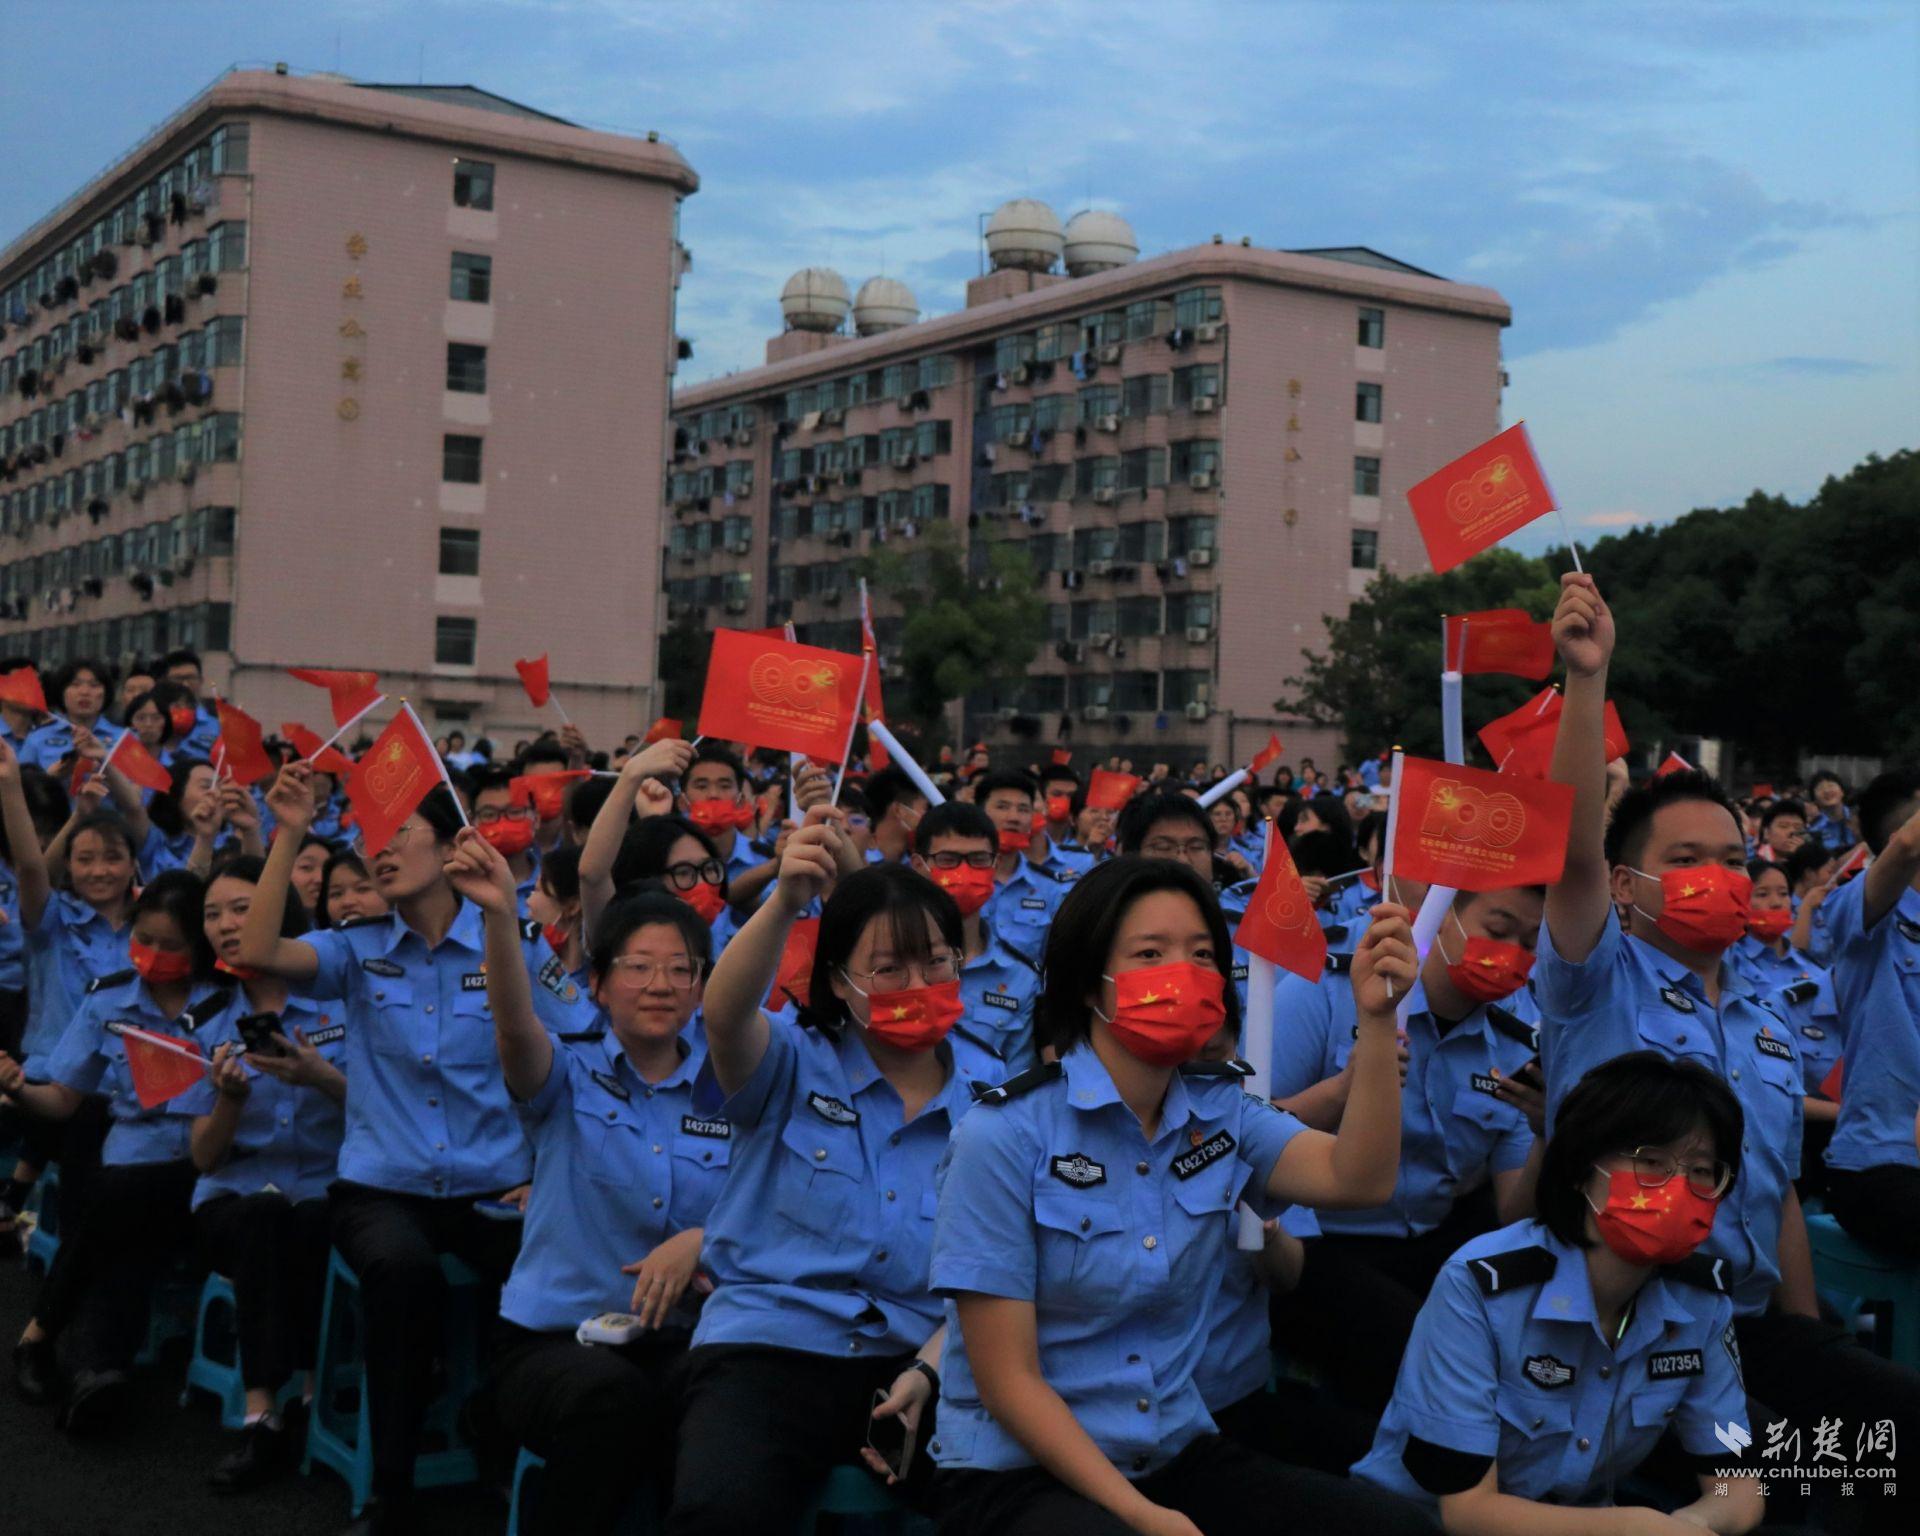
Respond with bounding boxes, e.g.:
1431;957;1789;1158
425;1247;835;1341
2;0;1913;548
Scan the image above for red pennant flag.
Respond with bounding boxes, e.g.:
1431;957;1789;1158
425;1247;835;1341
1085;768;1143;812
1830;843;1870;885
697;630;864;763
512;769;591;821
643;717;682;745
1476;688;1628;779
103;733;174;794
1232;835;1327;981
515;655;552;709
765;916;820;1011
281;722;357;777
1655;752;1693;778
67;753;94;798
287;669;382;728
213;700;277;786
346;710;445;854
1390;755;1575;891
1751;782;1774;801
1407;422;1557;574
1049;748;1073;767
1443;609;1556;680
1249;734;1284;775
120;1027;207;1108
0;665;48;715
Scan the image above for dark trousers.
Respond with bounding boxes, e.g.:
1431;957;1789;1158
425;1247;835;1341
36;1156;197;1373
1824;1164;1920;1261
665;1342;934;1536
933;1432;1439;1535
194;1191;333;1393
1210;1384;1380;1479
488;1320;690;1536
0;987;26;1058
327;1181;522;1506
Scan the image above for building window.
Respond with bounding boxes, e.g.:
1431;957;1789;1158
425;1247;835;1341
1356;381;1383;423
452;158;495;210
1353;456;1381;496
1351;528;1379;570
438;527;481;576
208;221;248;271
450;252;492;303
1358;306;1385;348
442;434;483;483
435;615;478;666
446;343;487;394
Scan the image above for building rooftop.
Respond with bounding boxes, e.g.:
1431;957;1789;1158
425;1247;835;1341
351;82;579;126
1285;245;1446;280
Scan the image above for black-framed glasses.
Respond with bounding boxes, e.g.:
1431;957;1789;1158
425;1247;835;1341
926;851;994;871
1617;1146;1733;1200
474;806;535;826
662;858;726;892
1142;837;1213;860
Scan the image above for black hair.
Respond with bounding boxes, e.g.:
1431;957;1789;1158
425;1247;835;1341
587;890;712;983
689;744;748;791
131;868;219;980
1354;809;1387;860
1278;792;1354;849
1758;798;1806;833
1602;769;1740;868
159;647;204;678
1536;1052;1744;1249
1808;770;1845;798
612;813;724;900
1783;839;1836;890
972;769;1038;808
838;785;872;820
1115;791;1213;855
567;774;616;832
865;766;926;824
913;800;996;857
519;735;570;774
18;766;69;848
1288;829;1357;880
67;808;138;868
1856;770;1920;856
145;754;213;839
123;679;195;748
1035;856;1240;1057
1745;856;1789;890
412;784;467;844
206;853;310;939
316;850;371;929
808;864;962;1028
48;657;116;716
538;842;583;904
466;765;517;803
1038;763;1081;793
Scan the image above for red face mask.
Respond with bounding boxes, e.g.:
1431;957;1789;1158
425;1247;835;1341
687;800;754;835
678;880;727;924
1359;868;1381;894
1632;865;1752;954
1098;961;1228;1067
479;817;535;857
1045;795;1072;824
168;704;198;737
516;771;589;822
214;956;263;982
130;938;194;985
928;863;995;917
1444;936;1536;1005
1587;1167;1719;1266
855;978;964;1052
1746;907;1793;942
996;823;1032;855
541;921;572;955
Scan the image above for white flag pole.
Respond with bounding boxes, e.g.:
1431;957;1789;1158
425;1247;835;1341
1236;822;1280;1250
868;721;946;807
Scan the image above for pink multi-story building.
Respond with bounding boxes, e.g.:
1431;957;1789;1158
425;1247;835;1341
668;203;1510;769
0;69;694;746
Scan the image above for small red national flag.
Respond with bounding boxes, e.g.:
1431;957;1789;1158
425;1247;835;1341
1049;748;1073;767
643;717;682;745
214;700;276;786
104;733;174;794
1390;755;1575;891
1477;688;1628;779
281;722;357;778
514;656;552;709
286;669;382;728
0;666;47;715
1830;843;1870;884
1085;768;1143;812
347;710;444;854
1249;734;1284;775
67;754;94;797
765;917;820;1011
1407;422;1557;574
120;1027;207;1109
512;769;591;821
697;630;864;763
1232;833;1327;982
1443;609;1556;680
1752;782;1775;801
1656;752;1693;778
1819;1057;1843;1102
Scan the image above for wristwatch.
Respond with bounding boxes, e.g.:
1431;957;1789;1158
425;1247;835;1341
908;1358;940;1399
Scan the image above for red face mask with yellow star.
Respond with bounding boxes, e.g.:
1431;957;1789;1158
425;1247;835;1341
1096;962;1228;1067
1586;1166;1719;1266
1629;865;1751;954
851;978;964;1052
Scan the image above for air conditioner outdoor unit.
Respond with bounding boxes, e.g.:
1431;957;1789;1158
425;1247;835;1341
1185;625;1211;643
1005;430;1027;448
1184;701;1210;720
821;408;844;425
896;394;915;411
1089;559;1113;576
1196;322;1222;342
724;597;747;614
1190;547;1215;567
892;451;915;469
1189;470;1215;490
1098;344;1122;364
1011;365;1030;385
733;426;755;446
824;590;843;606
1082;705;1110;722
1096;414;1120;434
1192;395;1217;414
995;707;1018;723
1092;487;1116;504
677;549;695;563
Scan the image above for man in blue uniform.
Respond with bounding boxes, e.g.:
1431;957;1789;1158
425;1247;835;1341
976;771;1076;964
159;648;224;760
863;765;929;866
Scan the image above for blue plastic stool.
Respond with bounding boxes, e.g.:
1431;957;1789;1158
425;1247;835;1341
1807;1212;1920;1370
136;1264;200;1367
508;1446;660;1535
179;1271;300;1429
22;1164;60;1275
797;1464;932;1534
302;1247;482;1516
508;1447;543;1536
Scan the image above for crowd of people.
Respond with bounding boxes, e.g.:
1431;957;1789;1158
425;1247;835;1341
0;573;1917;1536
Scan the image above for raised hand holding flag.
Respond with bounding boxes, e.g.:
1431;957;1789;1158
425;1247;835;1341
213;699;277;786
347;704;463;854
97;731;174;794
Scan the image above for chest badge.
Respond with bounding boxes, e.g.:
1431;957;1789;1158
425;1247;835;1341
1049;1153;1107;1188
1754;1031;1794;1062
1524;1354;1576;1389
1172;1130;1237;1180
806;1091;859;1126
1648;1348;1704;1380
1659;985;1695;1014
982;991;1019;1012
1894;916;1920;944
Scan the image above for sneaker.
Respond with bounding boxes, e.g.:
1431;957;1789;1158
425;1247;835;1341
11;1336;55;1404
210;1417;298;1493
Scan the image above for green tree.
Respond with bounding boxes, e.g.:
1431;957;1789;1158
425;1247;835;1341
859;523;1047;738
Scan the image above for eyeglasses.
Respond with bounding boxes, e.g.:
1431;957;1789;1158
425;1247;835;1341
844;953;961;993
845;815;871;830
1142;838;1213;860
474;807;535;826
662;858;726;892
1616;1146;1733;1200
606;957;700;989
387;823;425;850
926;851;994;871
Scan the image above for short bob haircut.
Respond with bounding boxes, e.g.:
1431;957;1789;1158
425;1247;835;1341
1035;856;1240;1059
411;784;468;844
67;808;139;867
912;800;996;858
587;889;713;984
207;852;311;940
1115;791;1213;855
316;850;371;929
1536;1051;1743;1249
1602;769;1739;869
133;868;221;980
612;813;727;902
538;842;583;904
807;864;962;1030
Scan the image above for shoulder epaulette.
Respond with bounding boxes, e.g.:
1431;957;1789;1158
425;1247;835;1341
951;1022;1005;1062
996;939;1041;975
1181;1057;1254;1080
556;1028;607;1044
337;914;385;930
1484;1004;1540;1050
184;989;235;1032
1778;979;1819;1006
87;968;137;993
1325;953;1352;975
519;918;542;943
971;1059;1062;1105
1465;1244;1558;1297
1323;924;1349;943
1662;1253;1732;1295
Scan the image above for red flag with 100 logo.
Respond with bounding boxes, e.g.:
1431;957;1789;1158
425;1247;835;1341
1231;832;1327;982
1388;754;1574;892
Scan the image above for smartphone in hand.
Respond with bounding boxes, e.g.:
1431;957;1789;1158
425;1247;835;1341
237;1012;291;1058
866;1388;916;1480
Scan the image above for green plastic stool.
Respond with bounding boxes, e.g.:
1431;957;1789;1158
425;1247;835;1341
1807;1212;1920;1370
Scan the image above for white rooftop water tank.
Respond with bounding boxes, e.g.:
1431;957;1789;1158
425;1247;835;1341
985;199;1064;274
1063;209;1139;276
779;267;851;333
853;276;918;335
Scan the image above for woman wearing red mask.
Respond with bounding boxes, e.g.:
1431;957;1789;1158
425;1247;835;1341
662;819;1001;1534
1;870;223;1430
469;767;541;912
579;736;701;937
525;843;590;997
926;857;1421;1535
1355;1052;1768;1533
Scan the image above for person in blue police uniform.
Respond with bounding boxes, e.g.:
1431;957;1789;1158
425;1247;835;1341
580;738;723;934
1817;770;1920;1261
926;856;1431;1535
1354;1052;1771;1533
976;770;1079;965
1267;884;1547;1415
159;648;226;762
445;837;732;1536
679;743;782;905
17;658;125;774
177;855;347;1491
910;802;1042;1072
1036;763;1099;876
0;872;227;1430
235;763;596;1536
663;818;1002;1536
1803;772;1855;858
1539;572;1920;1536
